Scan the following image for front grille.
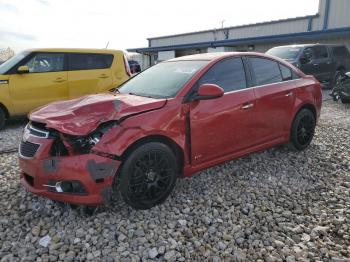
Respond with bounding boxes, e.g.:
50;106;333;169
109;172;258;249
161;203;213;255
20;141;40;158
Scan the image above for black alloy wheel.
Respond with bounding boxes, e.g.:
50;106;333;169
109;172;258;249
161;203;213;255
290;109;316;151
117;142;178;210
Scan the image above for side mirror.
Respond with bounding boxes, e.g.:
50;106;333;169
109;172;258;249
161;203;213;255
17;65;30;74
196;84;224;100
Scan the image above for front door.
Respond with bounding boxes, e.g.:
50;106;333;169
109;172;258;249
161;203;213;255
67;53;113;98
246;56;296;144
9;52;68;115
189;57;257;165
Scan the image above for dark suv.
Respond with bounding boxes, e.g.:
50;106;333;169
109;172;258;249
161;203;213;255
266;44;350;87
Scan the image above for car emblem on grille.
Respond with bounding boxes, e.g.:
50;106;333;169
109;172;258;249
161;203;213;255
23;128;31;142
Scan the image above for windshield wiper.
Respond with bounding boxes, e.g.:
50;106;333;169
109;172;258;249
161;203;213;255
127;92;154;98
128;92;140;96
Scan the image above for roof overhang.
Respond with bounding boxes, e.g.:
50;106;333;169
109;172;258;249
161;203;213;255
128;27;350;53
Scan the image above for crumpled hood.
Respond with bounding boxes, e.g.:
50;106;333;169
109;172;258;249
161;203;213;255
30;93;167;136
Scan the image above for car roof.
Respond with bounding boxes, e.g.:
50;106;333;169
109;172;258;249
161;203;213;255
270;44;344;49
167;52;271;62
23;48;125;54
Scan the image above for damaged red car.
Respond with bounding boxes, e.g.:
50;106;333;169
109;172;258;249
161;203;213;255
19;52;322;210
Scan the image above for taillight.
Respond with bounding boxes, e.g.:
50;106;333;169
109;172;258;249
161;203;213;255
123;54;131;77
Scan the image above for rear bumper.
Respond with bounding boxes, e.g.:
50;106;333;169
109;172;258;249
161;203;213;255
19;153;121;206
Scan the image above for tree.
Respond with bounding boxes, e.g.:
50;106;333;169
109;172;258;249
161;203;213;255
0;47;15;63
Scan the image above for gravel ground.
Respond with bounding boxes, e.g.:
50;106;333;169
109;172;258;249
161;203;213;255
0;101;349;262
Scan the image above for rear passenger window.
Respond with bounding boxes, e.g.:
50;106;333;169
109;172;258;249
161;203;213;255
69;53;113;70
279;64;292;81
198;58;247;93
312;46;328;59
248;57;282;86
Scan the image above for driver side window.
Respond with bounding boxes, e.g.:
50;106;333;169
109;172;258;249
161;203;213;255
198;57;247;93
25;53;64;73
303;48;314;61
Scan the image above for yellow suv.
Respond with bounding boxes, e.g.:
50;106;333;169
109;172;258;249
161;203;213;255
0;48;131;129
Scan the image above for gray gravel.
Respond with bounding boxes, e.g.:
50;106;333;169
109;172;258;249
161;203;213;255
0;118;26;152
0;101;349;261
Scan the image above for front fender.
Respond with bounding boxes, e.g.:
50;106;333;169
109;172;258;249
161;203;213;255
0;77;13;116
93;124;185;158
92;104;187;159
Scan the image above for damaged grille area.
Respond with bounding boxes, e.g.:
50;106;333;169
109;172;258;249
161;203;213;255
19;141;40;158
50;138;69;156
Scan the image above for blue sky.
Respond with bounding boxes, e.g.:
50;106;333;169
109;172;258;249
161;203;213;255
0;0;319;52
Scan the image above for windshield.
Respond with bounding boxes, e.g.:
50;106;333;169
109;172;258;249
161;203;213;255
0;51;29;74
119;60;207;98
266;47;302;60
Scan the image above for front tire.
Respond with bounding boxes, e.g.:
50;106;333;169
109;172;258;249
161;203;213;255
117;142;178;210
0;108;6;130
290;109;316;151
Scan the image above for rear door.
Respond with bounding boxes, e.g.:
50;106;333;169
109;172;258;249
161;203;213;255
302;46;333;82
189;57;257;165
314;45;334;81
9;52;68;115
246;56;296;144
67;53;113;98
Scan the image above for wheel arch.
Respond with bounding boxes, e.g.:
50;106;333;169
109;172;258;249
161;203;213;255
290;103;317;131
0;103;9;119
120;135;185;175
336;65;346;72
298;103;317;120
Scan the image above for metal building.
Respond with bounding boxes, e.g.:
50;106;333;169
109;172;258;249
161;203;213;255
128;0;350;68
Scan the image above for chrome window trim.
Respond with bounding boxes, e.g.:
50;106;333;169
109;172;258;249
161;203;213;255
222;78;301;96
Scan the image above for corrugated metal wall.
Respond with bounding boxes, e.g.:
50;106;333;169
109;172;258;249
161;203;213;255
150;18;311;47
327;0;350;29
149;0;350;48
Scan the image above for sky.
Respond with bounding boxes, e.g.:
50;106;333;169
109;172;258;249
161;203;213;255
0;0;320;53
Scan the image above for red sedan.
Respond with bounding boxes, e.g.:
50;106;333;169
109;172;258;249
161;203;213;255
19;52;322;209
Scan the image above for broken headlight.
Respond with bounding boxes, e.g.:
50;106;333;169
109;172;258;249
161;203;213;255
66;132;103;154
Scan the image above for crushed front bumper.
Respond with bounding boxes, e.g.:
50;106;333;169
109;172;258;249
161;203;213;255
18;133;121;206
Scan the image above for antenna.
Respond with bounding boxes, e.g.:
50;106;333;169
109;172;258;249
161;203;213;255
105;41;109;49
221;20;225;29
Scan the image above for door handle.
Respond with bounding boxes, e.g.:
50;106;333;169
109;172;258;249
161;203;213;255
313;64;319;66
285;92;293;97
53;78;65;83
98;74;109;79
241;103;254;110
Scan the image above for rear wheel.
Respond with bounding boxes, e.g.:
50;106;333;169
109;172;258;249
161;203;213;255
0;108;6;130
331;70;344;90
290;109;316;151
117;142;178;210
